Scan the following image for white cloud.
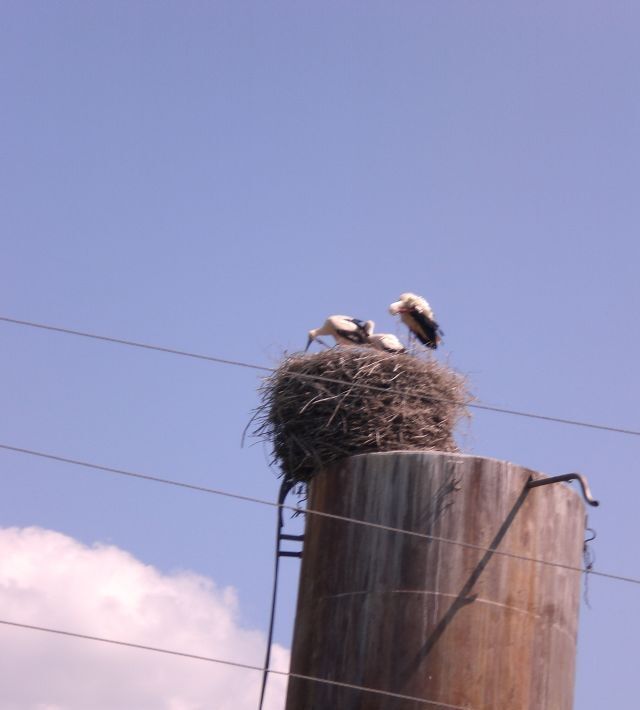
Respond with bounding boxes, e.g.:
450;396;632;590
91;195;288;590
0;527;289;710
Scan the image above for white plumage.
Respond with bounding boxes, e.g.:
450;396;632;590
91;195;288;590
389;292;443;349
367;333;406;354
305;315;374;351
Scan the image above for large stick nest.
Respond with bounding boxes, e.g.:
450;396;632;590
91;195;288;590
253;348;471;487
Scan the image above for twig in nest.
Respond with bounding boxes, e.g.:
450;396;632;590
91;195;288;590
251;348;472;487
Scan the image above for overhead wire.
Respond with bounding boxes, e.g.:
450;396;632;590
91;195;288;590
1;315;639;437
1;316;635;707
0;315;270;372
1;442;639;587
0;619;472;710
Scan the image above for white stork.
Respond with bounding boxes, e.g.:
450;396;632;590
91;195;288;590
367;333;406;354
388;292;443;349
305;315;374;351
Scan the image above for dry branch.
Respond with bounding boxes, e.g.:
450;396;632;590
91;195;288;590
253;348;471;488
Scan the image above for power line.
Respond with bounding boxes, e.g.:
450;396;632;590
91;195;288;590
2;442;638;587
0;619;472;710
1;315;639;437
0;315;270;372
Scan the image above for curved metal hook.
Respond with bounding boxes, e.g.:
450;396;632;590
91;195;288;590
527;472;600;507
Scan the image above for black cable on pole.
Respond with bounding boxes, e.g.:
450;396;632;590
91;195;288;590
257;479;296;710
2;315;640;437
0;619;472;710
2;441;640;586
0;315;270;372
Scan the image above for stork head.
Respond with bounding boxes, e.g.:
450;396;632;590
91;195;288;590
389;292;430;315
388;298;406;315
363;320;375;336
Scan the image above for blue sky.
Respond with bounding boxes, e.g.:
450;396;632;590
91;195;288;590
2;2;639;708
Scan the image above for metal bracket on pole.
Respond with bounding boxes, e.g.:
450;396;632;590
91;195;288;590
279;533;304;559
527;473;600;507
259;488;304;710
278;533;304;559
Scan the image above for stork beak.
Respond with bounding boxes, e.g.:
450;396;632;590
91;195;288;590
305;334;313;352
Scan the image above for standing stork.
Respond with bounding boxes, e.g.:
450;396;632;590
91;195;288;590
305;315;374;351
367;333;406;354
389;293;443;349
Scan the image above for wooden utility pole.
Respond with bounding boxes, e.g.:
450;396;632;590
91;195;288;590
284;451;586;710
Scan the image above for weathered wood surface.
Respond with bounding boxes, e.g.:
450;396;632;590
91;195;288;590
284;451;585;710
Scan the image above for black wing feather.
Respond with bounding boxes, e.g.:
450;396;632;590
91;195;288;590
335;318;369;344
410;309;442;349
